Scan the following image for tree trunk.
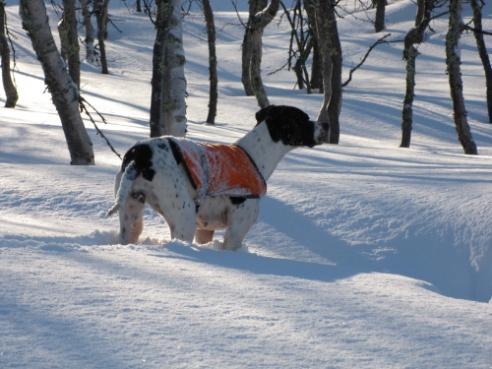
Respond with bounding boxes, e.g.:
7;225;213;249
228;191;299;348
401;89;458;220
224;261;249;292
445;0;477;155
0;1;18;108
241;0;265;96
249;27;270;108
150;0;187;137
20;0;94;164
149;18;163;137
400;0;434;148
202;0;217;124
415;0;426;26
374;0;386;32
95;0;109;74
328;27;342;144
59;0;80;88
80;0;96;63
401;46;416;148
136;0;142;12
470;0;492;123
304;3;322;92
308;0;342;144
241;0;279;108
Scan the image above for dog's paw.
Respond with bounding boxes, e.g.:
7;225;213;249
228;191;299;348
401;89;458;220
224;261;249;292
213;240;248;252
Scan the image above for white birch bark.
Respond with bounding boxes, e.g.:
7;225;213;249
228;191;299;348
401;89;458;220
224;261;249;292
0;0;18;108
446;0;477;155
80;0;97;63
156;0;187;137
20;0;94;164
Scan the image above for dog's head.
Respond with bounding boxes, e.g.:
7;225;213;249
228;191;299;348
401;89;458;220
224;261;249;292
255;105;329;147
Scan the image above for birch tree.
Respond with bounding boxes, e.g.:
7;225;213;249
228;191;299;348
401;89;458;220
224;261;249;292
241;0;280;108
373;0;386;32
202;0;217;124
80;0;97;63
20;0;95;164
445;0;477;154
400;0;435;148
94;0;109;74
307;0;342;144
470;0;491;123
0;0;18;108
304;1;322;92
59;0;80;87
149;0;187;137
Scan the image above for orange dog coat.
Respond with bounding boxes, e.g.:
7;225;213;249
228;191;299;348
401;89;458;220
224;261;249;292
171;139;266;198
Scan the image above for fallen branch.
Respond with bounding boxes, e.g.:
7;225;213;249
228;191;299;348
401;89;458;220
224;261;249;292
342;33;391;88
79;96;122;160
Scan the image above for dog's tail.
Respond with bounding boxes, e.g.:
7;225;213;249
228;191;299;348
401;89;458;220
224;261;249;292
106;162;138;217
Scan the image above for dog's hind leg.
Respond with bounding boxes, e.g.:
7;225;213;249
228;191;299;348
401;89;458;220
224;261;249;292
223;199;259;250
151;187;196;243
195;229;214;244
166;202;196;242
119;192;145;245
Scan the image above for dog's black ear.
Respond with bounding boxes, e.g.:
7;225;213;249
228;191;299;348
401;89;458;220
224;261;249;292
257;105;314;146
277;106;309;124
255;105;277;125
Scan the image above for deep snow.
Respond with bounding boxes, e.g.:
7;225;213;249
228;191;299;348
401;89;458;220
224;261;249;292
1;1;492;368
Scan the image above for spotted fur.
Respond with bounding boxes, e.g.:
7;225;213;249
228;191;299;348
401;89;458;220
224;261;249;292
109;105;329;249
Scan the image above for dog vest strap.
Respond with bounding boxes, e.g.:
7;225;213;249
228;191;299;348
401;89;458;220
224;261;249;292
234;144;267;196
168;138;198;190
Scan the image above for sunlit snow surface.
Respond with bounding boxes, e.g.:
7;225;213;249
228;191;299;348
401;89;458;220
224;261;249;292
1;1;491;368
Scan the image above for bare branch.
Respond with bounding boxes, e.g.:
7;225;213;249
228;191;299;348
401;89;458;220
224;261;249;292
79;96;122;160
231;0;247;29
429;10;449;21
120;0;132;13
107;16;123;33
342;33;391;87
266;59;290;76
464;24;492;36
143;0;156;25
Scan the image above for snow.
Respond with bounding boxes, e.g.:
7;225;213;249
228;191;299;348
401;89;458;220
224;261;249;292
1;1;492;368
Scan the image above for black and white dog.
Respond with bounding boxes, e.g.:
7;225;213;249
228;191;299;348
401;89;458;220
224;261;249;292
108;105;328;249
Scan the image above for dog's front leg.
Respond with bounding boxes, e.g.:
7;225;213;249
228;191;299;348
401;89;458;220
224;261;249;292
223;199;259;250
155;192;196;243
119;193;145;245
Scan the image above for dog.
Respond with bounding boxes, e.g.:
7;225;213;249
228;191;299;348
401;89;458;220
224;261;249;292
108;105;329;250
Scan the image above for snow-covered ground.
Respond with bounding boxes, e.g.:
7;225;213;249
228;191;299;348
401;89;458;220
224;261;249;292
1;1;491;368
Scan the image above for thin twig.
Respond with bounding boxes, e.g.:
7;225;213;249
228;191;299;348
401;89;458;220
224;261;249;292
143;0;156;25
79;96;122;160
48;0;63;17
267;59;290;76
429;10;449;21
231;0;247;29
108;16;123;33
181;0;195;16
342;33;391;88
120;0;131;13
464;25;492;36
